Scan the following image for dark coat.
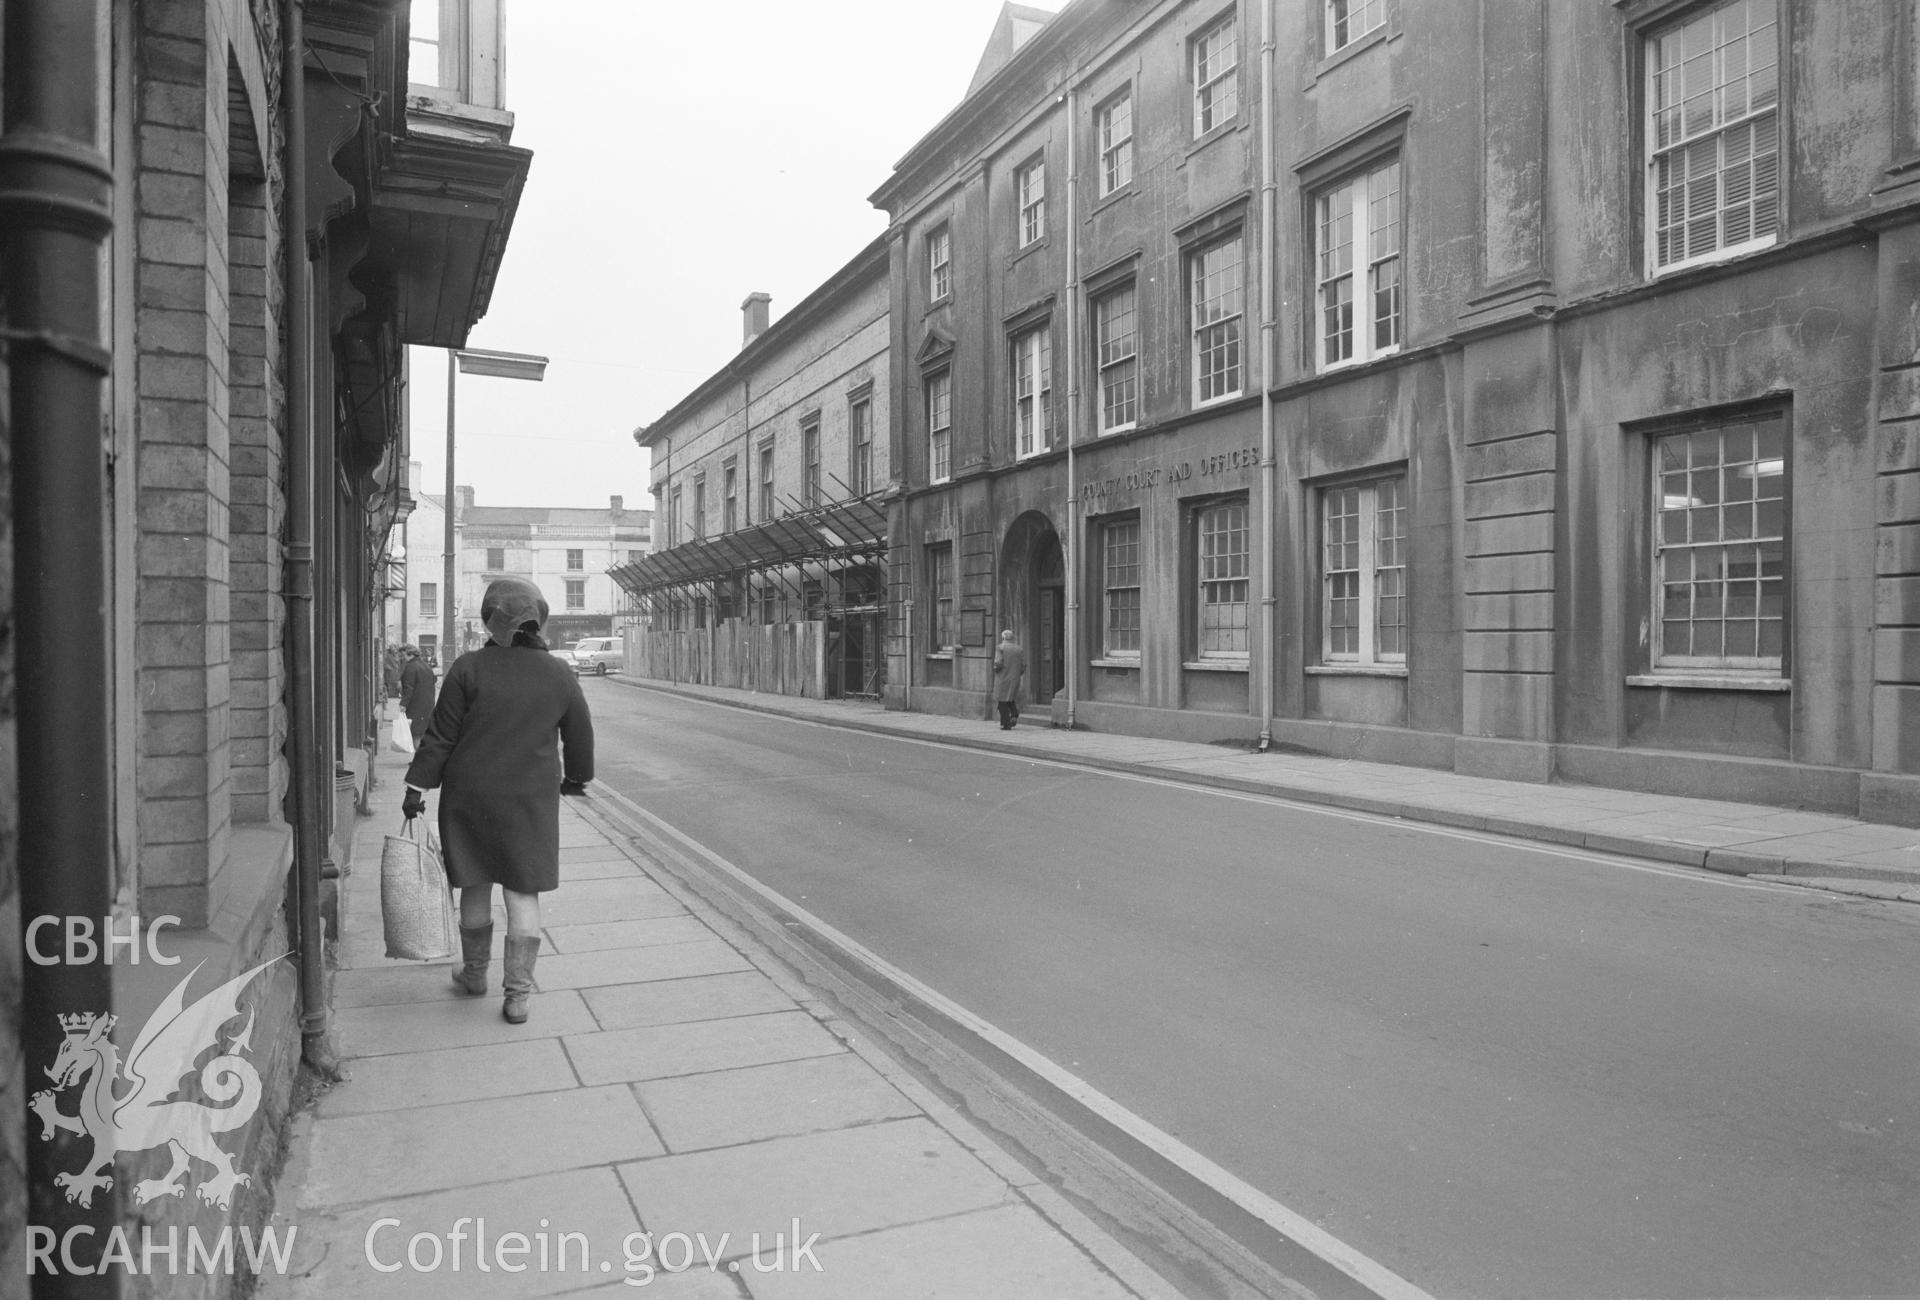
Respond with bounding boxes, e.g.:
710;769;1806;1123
399;657;437;720
403;643;594;894
992;639;1026;703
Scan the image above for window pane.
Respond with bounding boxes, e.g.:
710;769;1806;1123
1200;502;1249;656
1195;18;1238;132
1653;415;1786;669
1194;238;1244;401
1328;0;1385;51
1367;161;1402;350
931;546;954;647
1105;519;1142;655
928;374;951;481
1319;183;1355;364
1649;0;1780;269
1097;287;1139;429
1101;94;1134;193
409;0;443;87
1323;487;1360;659
929;228;951;298
1374;477;1407;660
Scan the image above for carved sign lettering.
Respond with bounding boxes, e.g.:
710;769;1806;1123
1079;445;1260;503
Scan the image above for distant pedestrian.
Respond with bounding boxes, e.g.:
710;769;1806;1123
382;647;400;699
401;579;594;1025
398;645;437;746
992;628;1026;730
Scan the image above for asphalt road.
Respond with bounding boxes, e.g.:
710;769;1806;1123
583;679;1920;1300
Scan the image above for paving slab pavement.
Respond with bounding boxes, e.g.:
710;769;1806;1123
604;675;1920;897
261;729;1180;1300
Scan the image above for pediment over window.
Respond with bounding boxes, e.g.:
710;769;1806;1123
917;328;954;369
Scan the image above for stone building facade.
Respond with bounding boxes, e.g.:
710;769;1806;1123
867;0;1920;822
0;0;531;1288
622;239;893;699
452;490;652;650
388;462;449;660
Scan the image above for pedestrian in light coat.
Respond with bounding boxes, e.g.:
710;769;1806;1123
398;644;437;746
992;628;1026;730
401;579;594;1024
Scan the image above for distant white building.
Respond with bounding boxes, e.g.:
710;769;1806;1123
388;462;449;661
454;488;652;651
388;465;652;658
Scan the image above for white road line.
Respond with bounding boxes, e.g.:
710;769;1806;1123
592;781;1440;1300
623;687;1830;899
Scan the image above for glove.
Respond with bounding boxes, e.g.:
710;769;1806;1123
560;779;588;798
401;788;426;820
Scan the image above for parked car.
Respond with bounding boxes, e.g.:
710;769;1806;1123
568;636;623;675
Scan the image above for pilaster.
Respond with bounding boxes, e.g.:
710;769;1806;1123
134;0;235;927
1872;221;1920;773
1458;324;1558;763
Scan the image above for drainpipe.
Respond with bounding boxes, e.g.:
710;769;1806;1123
1;0;119;1285
1255;0;1278;753
1063;83;1080;730
284;0;340;1075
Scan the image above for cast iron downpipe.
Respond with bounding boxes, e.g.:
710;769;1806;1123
283;0;339;1074
1;0;119;1288
1255;0;1278;752
1062;84;1080;730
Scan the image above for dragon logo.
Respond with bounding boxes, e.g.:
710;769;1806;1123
30;958;279;1211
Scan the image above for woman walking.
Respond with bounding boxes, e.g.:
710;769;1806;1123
402;578;594;1023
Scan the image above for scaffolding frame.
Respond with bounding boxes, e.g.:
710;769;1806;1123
609;490;890;698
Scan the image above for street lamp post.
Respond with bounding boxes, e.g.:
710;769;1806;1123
444;346;549;660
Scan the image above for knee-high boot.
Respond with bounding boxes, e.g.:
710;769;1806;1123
502;934;540;1024
452;921;492;995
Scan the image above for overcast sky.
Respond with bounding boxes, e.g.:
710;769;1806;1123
405;0;1057;512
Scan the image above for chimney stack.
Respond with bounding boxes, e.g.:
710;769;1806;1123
741;291;771;347
610;495;623;515
455;485;475;513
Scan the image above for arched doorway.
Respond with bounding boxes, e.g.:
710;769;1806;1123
1001;512;1064;706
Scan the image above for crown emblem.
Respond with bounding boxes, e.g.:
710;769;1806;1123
58;1012;108;1033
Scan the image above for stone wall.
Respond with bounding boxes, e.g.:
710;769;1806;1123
135;0;283;924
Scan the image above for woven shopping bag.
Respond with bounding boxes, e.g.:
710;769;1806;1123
380;820;456;961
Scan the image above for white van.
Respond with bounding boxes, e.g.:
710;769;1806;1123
568;637;622;675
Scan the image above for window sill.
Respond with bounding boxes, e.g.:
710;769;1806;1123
1184;118;1241;158
926;651;956;661
1315;347;1401;379
1192;389;1245;412
1089;657;1140;670
1305;663;1408;678
1098;422;1137;438
1091;183;1135;216
1648;235;1778;282
1183;659;1248;673
1314;24;1392;78
1625;674;1790;692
